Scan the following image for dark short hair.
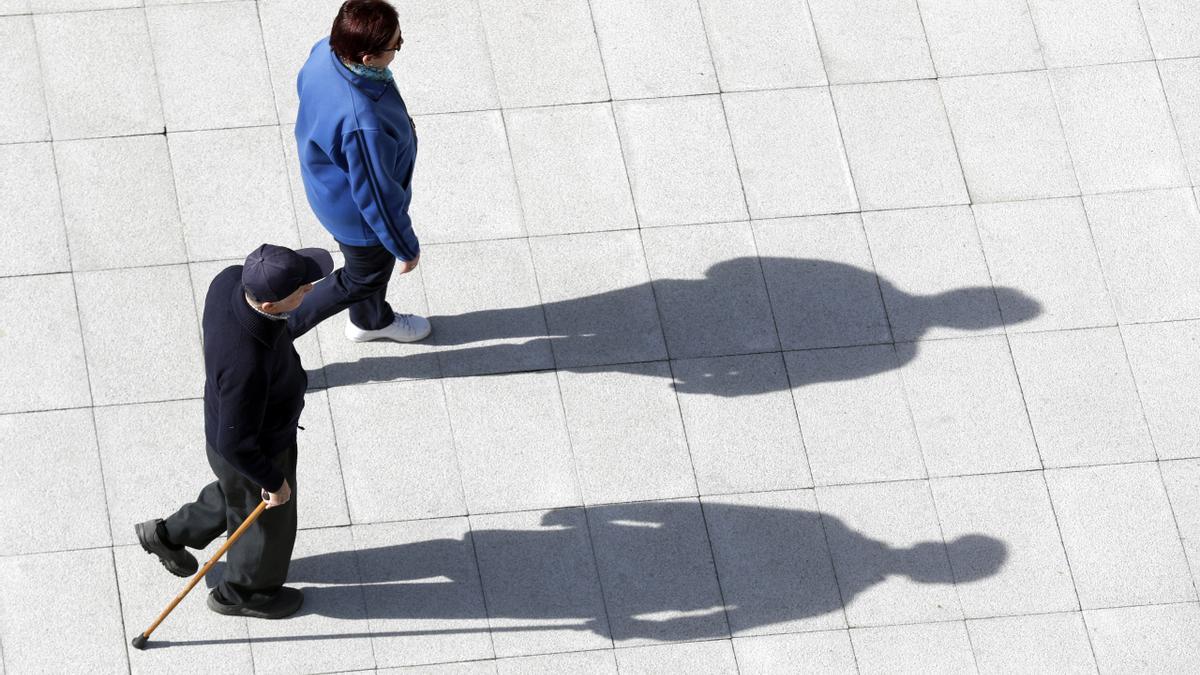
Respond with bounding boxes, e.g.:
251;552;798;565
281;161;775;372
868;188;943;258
330;0;400;63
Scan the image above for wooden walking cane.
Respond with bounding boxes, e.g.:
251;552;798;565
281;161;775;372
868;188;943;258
130;500;269;650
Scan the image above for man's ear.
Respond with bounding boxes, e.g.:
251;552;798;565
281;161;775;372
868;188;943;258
259;300;277;314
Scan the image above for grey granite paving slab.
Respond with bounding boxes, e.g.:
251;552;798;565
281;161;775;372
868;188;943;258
1123;321;1200;460
863;206;1007;341
169;127;300;261
55;134;188;271
328;381;465;524
0;550;128;674
931;473;1077;617
292;389;353;529
1085;603;1200;673
0;274;90;413
0;0;26;15
147;1;277;131
967;612;1096;675
1050;62;1189;193
898;335;1040;477
94;399;210;546
640;222;778;359
442;371;580;513
75;265;204;405
0;408;109;555
723;87;858;219
527;230;667;369
469;508;611;657
940;71;1078;202
558;363;696;504
279;123;338;251
506;104;637;238
973;198;1114;333
249;527;375;675
698;0;825;91
1027;0;1152;68
1159;58;1200;186
1160;459;1200;591
389;0;499;116
32;0;136;9
0;142;68;278
495;649;617;674
807;0;934;84
850;622;975;674
702;490;843;635
673;353;812;494
588;499;727;645
1084;189;1200;323
614;96;747;229
353;518;493;668
1008;327;1154;467
0;16;48;143
916;0;1044;77
753;214;891;350
258;0;344;125
1046;463;1196;608
589;0;717;100
817;481;966;626
786;346;925;486
1140;0;1200;59
313;257;440;387
34;8;163;140
421;239;553;378
732;630;857;674
382;663;497;674
116;541;253;673
831;80;968;211
478;0;607;108
407;110;525;245
614;640;737;674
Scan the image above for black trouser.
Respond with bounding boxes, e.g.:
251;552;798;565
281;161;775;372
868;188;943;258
163;444;298;606
287;241;397;338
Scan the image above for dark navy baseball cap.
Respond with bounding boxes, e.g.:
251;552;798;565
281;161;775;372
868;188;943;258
242;244;334;302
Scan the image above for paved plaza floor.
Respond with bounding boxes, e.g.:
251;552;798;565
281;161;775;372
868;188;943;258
3;0;1200;672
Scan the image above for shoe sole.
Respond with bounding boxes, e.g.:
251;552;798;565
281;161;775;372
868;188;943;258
345;326;432;343
134;521;196;578
207;592;304;620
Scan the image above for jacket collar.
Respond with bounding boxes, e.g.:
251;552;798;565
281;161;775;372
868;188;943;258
327;41;390;101
230;283;287;348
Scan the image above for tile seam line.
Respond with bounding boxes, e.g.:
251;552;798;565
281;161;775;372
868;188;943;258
30;9;132;671
692;2;760;660
579;0;658;652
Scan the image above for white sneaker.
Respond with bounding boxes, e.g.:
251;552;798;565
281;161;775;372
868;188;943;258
345;313;432;343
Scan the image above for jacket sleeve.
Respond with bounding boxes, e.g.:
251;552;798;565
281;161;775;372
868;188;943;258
342;128;420;262
213;357;285;492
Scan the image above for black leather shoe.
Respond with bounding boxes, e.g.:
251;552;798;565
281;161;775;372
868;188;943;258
207;587;304;620
135;519;199;578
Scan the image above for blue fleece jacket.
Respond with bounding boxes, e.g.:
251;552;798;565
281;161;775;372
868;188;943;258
295;37;419;261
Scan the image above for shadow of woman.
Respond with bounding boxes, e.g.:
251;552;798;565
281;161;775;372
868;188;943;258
318;257;1040;398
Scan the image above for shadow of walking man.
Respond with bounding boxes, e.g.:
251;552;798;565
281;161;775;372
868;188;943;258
283;501;1005;643
319;257;1040;397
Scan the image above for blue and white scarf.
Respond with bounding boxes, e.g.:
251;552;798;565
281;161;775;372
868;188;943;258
343;61;394;83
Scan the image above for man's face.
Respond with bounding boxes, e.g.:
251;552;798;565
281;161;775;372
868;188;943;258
263;283;314;314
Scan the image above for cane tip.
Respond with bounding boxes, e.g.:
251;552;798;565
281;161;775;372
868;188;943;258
131;634;149;650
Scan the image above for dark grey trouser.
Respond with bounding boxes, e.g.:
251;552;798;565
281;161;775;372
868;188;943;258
163;444;298;605
287;240;398;337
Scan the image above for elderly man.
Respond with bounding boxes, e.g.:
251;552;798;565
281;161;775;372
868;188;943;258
135;244;333;620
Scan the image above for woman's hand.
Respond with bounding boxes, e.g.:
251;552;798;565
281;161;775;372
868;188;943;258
399;253;420;274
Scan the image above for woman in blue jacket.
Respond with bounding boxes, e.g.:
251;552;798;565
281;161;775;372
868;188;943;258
287;0;430;343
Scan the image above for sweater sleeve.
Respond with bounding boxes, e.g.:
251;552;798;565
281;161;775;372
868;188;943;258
342;128;420;261
213;358;286;492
